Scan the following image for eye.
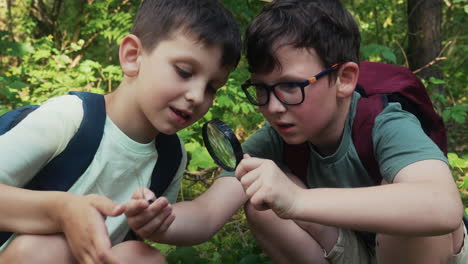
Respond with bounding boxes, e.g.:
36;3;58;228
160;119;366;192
175;66;192;79
277;82;300;91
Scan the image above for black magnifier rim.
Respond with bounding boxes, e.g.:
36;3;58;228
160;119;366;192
202;119;243;172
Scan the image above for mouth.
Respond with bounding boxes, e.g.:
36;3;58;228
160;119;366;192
275;122;295;134
170;107;192;122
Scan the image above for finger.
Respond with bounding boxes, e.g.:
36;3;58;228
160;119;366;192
124;199;149;217
92;226;120;264
132;187;156;202
244;176;262;198
235;156;264;181
132;187;146;199
250;189;270;211
143;188;156;202
239;169;259;190
137;206;173;237
158;212;176;233
89;195;125;217
128;198;169;229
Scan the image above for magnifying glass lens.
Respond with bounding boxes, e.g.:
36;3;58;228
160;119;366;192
206;123;237;168
202;119;243;171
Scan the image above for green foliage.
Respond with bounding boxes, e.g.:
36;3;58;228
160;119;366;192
0;0;467;263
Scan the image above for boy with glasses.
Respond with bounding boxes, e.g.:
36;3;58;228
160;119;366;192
133;0;466;263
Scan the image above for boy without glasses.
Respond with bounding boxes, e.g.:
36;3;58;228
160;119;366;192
0;0;241;263
134;0;467;263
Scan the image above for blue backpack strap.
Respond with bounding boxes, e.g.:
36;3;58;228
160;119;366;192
0;105;40;135
24;91;106;191
151;133;183;197
0;91;106;246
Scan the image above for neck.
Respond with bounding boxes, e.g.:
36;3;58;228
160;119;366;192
105;82;158;143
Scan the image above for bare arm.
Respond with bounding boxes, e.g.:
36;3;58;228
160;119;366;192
0;184;70;233
238;157;463;237
0;184;125;264
292;160;463;236
154;177;247;245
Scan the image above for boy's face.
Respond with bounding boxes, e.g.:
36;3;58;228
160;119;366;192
135;32;231;135
251;46;343;145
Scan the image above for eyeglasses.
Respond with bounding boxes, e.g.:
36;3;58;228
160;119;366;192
241;63;340;106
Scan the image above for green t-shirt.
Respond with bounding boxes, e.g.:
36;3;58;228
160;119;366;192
220;92;447;187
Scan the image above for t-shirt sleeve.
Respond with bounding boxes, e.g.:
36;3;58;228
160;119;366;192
219;122;288;177
372;102;448;183
0;95;83;187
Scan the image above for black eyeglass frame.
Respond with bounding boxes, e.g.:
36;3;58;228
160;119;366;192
241;63;341;106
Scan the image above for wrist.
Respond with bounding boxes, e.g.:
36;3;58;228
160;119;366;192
47;191;77;232
290;187;308;219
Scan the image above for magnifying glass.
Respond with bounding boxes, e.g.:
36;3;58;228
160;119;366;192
202;119;243;171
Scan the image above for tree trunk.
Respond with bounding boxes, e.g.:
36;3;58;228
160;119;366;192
407;0;444;93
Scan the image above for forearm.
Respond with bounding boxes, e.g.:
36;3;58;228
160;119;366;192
148;201;226;245
293;182;463;236
149;177;247;245
0;184;72;234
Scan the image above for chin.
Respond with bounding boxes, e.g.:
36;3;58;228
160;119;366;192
280;134;308;145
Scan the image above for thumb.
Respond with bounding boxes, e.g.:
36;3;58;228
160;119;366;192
89;195;126;217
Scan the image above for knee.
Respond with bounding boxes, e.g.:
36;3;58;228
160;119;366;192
0;234;71;264
112;240;166;264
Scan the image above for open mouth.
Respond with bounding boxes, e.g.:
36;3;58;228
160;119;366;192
278;123;294;128
171;107;190;121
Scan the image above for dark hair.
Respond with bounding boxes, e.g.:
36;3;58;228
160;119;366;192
245;0;360;75
131;0;241;69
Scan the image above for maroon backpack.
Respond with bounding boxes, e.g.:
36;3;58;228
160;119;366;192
284;61;448;186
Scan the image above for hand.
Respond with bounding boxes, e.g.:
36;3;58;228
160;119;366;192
58;193;125;264
236;154;302;219
124;187;175;240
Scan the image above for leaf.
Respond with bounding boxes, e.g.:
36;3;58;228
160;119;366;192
429;77;446;85
166;247;206;264
185;142;216;171
381;50;397;64
7;81;29;90
239;254;261;264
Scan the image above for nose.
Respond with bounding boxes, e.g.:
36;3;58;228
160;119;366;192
185;83;205;106
265;91;287;113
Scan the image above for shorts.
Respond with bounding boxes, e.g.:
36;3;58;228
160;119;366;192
324;228;377;264
453;224;468;264
324;225;468;264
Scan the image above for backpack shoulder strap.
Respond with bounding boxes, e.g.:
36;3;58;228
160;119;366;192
352;91;387;185
0;92;105;246
25;91;106;191
151;133;184;197
0;105;40;134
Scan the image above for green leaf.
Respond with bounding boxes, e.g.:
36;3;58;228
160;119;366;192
381;50;397;63
185;142;216;171
239;254;261;264
7;81;29;90
429;77;446;85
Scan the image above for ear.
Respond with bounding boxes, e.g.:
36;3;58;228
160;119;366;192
335;62;359;98
119;34;143;78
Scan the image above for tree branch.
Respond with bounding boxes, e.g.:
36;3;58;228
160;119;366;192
412;40;452;74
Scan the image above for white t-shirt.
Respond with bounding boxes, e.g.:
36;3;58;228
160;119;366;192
0;94;186;248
